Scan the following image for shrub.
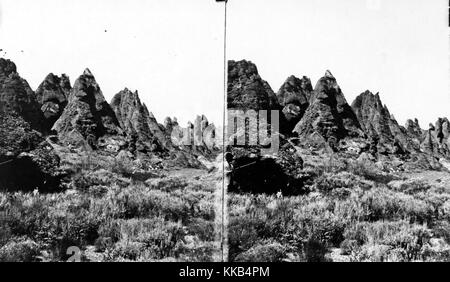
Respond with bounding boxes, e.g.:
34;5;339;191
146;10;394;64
105;217;185;261
0;238;40;262
390;180;432;195
313;172;372;195
347;159;394;184
234;240;287;262
343;221;433;262
186;218;215;242
302;238;330;262
359;187;434;223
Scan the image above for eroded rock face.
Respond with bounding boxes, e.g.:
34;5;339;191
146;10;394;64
421;118;450;157
226;61;305;194
406;118;423;138
227;60;279;110
352;91;413;154
35;73;71;130
52;69;124;150
110;88;170;154
352;91;392;142
0;111;62;192
143;104;172;150
293;70;363;146
0;58;46;133
277;75;312;132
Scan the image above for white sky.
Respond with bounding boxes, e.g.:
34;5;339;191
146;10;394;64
0;0;449;127
0;0;224;125
227;0;450;127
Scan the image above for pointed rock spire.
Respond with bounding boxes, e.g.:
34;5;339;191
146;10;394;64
324;70;334;78
35;73;72;130
83;68;93;76
277;75;313;132
0;58;46;133
52;69;123;148
227;60;279;110
352;90;416;154
293;70;362;146
110;88;171;154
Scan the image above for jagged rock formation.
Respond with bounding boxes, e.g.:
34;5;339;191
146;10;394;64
52;69;125;150
143;104;173;150
227;60;279;110
0;58;62;191
166;115;218;154
352;90;412;155
194;115;217;151
163;117;178;140
435;118;450;144
405;118;423;139
226;60;305;194
110;88;170;155
421;118;450;157
277;75;313;132
35;73;71;130
293;70;363;147
0;58;46;133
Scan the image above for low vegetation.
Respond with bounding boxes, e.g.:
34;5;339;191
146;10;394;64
1;150;450;262
0;151;217;262
228;155;450;262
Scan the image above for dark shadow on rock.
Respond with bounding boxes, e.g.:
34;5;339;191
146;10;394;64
228;155;305;196
0;156;64;193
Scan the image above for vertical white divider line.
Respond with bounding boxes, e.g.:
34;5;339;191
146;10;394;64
221;0;228;263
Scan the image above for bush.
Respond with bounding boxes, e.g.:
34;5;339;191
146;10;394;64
105;217;185;261
359;187;434;223
343;221;433;262
347;159;394;184
234;241;287;262
313;172;372;195
0;238;40;262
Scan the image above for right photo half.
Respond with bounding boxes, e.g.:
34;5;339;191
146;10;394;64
225;0;450;262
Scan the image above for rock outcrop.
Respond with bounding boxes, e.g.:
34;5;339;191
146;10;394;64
52;69;125;151
351;90;413;154
35;73;71;130
405;118;423;139
420;118;450;157
227;60;279;110
226;60;305;195
0;58;46;133
277;75;313;132
0;111;63;192
293;70;363;147
110;88;170;155
143;104;172;150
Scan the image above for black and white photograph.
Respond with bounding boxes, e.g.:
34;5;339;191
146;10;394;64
0;0;449;272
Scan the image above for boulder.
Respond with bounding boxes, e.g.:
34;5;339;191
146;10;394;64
0;111;63;192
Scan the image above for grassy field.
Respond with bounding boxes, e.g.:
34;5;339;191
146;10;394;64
0;149;219;262
228;155;450;262
1;148;450;262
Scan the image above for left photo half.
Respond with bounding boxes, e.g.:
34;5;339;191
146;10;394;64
0;0;227;262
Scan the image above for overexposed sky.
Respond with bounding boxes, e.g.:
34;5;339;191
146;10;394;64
0;0;224;125
0;0;449;127
227;0;450;127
